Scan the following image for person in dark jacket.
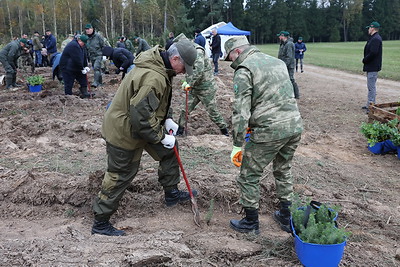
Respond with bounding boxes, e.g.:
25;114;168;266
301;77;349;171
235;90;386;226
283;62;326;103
45;30;57;66
59;35;93;98
295;37;307;73
210;29;221;75
102;46;135;79
0;39;27;89
116;37;126;49
362;21;383;112
165;32;174;50
194;29;206;48
278;31;299;99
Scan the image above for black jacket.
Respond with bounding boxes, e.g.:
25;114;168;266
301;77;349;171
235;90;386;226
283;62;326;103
59;39;88;73
363;32;382;72
105;47;134;73
210;34;221;54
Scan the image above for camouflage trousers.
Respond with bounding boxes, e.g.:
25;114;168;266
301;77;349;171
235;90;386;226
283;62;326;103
90;56;103;86
178;86;227;130
237;133;301;209
93;141;180;221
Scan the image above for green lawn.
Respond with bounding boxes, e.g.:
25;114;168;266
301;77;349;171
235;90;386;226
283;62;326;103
257;40;400;81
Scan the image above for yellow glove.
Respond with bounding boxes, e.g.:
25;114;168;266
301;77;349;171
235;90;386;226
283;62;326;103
181;81;191;91
230;146;243;167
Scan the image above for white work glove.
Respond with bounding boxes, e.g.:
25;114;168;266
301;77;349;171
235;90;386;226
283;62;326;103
119;67;124;71
161;134;175;149
81;69;88;74
165;118;179;136
84;67;90;73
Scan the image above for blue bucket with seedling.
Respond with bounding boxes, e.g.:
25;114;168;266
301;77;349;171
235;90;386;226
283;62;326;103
367;142;384;154
291;202;347;267
29;84;42;92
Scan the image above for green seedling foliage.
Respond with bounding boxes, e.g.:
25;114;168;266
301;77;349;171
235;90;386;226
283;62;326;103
361;119;400;146
27;75;44;86
205;198;215;225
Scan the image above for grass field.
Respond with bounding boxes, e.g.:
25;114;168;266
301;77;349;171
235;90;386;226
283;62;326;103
257;40;400;81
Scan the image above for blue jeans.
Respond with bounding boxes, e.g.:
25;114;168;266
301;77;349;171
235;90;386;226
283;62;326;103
34;50;42;65
367;72;378;106
212;52;220;73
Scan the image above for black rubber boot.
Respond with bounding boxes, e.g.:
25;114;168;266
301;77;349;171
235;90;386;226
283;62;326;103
165;188;198;207
230;208;260;234
273;201;292;233
91;220;126;236
220;128;229;136
79;87;95;99
12;74;21;87
5;75;13;89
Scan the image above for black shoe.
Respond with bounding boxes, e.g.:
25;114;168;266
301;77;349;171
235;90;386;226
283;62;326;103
91;220;126;236
176;126;185;136
301;70;304;73
230;208;259;234
220;128;229;136
361;106;368;110
272;201;292;233
80;93;95;99
165;188;198;207
12;83;22;88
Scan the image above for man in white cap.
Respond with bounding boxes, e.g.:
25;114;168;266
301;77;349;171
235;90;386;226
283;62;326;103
225;36;303;235
92;40;198;236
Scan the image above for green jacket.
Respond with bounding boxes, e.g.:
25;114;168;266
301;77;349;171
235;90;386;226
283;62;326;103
102;46;175;150
32;36;43;50
278;38;295;69
0;40;22;69
185;44;214;90
87;32;105;59
125;39;134;54
135;37;151;56
230;46;303;147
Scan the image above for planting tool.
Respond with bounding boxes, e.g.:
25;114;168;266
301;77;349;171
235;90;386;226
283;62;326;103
169;130;200;227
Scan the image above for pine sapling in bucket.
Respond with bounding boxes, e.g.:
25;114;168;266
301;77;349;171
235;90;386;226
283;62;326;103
27;75;44;92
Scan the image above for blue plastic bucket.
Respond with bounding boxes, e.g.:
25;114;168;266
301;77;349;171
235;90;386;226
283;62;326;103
397;146;400;160
368;141;384;154
29;84;42;92
291;212;346;267
382;140;397;153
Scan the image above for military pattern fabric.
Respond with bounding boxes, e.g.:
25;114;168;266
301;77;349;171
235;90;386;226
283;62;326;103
278;38;295;69
178;45;227;129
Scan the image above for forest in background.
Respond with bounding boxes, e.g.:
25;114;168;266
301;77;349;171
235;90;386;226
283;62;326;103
0;0;400;46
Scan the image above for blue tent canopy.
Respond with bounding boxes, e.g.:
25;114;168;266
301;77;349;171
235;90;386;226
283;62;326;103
217;22;251;35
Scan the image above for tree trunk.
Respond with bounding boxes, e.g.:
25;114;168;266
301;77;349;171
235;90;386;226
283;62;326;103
6;0;13;39
121;6;125;36
68;1;73;34
129;3;133;34
19;8;23;37
53;0;57;36
79;1;82;33
150;13;153;40
164;0;167;33
41;5;46;35
104;3;108;39
110;1;115;40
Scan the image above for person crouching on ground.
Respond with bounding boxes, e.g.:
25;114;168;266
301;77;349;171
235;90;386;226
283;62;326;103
59;34;93;98
91;40;198;236
224;36;303;235
102;46;135;79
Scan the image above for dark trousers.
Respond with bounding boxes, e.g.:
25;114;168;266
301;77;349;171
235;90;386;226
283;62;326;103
62;70;87;95
212;52;220;73
93;141;180;221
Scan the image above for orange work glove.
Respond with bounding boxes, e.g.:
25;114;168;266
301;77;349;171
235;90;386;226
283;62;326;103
230;146;242;167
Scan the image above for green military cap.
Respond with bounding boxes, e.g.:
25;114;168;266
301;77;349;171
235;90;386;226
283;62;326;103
298;36;303;41
78;34;89;44
224;36;249;61
174;39;197;76
366;21;380;29
85;24;93;29
19;38;28;45
173;33;189;43
277;31;290;37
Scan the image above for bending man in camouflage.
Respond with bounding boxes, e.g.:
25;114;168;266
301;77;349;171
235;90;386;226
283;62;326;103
174;34;229;136
0;38;27;89
225;36;303;234
277;31;300;99
92;40;198;236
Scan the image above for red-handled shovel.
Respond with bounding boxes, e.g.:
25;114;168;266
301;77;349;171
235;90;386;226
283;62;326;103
170;130;201;227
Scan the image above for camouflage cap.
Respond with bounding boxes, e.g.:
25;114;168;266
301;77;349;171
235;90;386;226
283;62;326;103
174;39;197;75
224;36;249;61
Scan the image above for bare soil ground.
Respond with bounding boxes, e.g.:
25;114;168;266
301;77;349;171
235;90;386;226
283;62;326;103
0;61;399;267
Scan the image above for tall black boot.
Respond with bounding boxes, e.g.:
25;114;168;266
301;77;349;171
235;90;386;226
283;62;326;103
230;208;259;234
273;201;292;233
91;220;126;236
5;75;14;89
79;86;95;99
12;74;21;87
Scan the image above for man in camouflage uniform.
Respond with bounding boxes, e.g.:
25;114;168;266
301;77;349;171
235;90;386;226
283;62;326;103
32;32;43;67
0;38;27;89
174;34;229;136
85;24;106;87
92;40;198;236
134;36;151;56
277;31;300;99
123;36;135;54
225;36;303;234
61;34;74;51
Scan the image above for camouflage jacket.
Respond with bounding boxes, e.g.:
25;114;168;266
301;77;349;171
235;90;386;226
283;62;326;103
125;39;134;54
230;46;303;147
87;32;105;59
32;36;43;50
135;38;151;55
185;44;214;90
0;40;22;68
102;46;175;150
278;38;295;69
